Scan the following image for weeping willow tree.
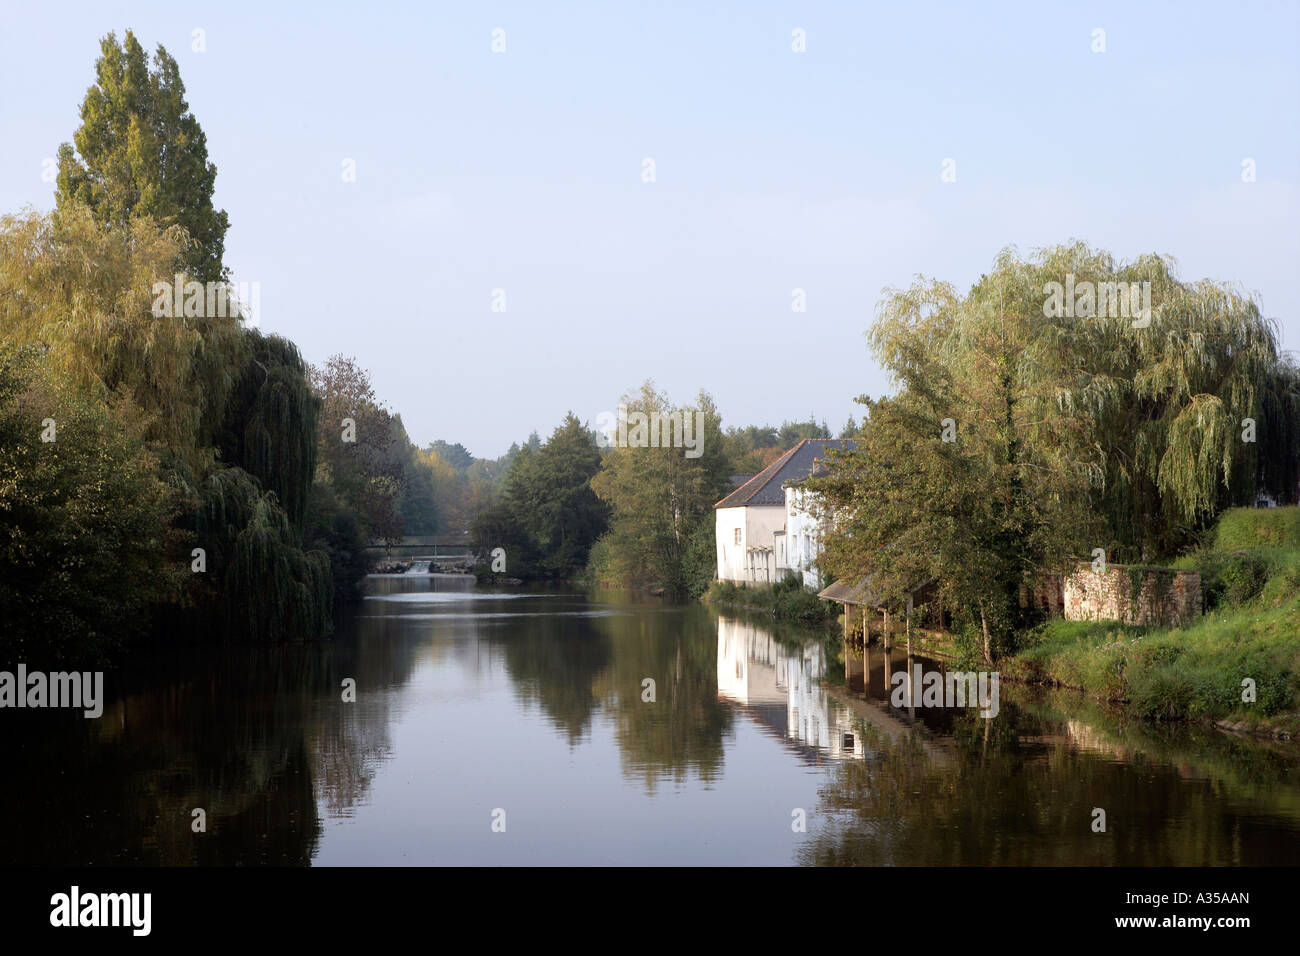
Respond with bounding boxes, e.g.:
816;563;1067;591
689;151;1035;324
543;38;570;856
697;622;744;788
190;469;331;643
811;252;1102;662
217;332;320;532
0;32;341;649
812;243;1300;659
1028;242;1300;558
0;205;333;645
0;205;247;460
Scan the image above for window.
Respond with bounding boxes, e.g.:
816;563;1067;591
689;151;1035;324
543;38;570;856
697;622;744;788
734;528;741;545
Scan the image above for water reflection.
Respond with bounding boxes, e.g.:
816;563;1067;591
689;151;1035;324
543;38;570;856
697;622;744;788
800;645;1300;866
716;616;863;759
1;578;1297;865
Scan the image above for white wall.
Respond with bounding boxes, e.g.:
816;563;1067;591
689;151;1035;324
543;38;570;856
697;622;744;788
715;505;786;583
783;486;825;589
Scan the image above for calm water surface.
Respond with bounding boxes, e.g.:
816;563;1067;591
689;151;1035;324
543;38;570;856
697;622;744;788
4;574;1298;865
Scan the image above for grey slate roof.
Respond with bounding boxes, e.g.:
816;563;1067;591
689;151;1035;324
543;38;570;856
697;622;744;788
818;575;934;607
714;439;856;509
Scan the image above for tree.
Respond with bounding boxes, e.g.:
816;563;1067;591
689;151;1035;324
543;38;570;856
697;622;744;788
0;35;334;651
813;243;1300;660
426;440;474;472
304;479;370;608
56;30;229;281
309;355;406;547
1028;243;1299;556
396;442;440;536
216;331;319;531
590;384;730;597
724;418;829;474
0;205;245;458
0;207;334;645
500;413;609;578
0;347;184;664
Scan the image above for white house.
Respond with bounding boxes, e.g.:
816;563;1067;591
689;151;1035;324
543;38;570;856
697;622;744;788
714;439;854;586
783;481;826;589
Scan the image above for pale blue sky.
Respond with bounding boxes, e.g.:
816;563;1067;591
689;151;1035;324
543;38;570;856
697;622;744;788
2;1;1297;457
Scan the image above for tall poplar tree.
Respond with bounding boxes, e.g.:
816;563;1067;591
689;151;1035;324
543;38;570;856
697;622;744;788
29;31;335;642
56;30;229;281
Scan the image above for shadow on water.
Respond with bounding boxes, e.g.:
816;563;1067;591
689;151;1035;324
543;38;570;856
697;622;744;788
0;575;443;865
797;633;1300;865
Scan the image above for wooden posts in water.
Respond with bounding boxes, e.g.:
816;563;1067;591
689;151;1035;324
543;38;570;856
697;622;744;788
882;607;890;652
842;611;851;690
906;593;913;656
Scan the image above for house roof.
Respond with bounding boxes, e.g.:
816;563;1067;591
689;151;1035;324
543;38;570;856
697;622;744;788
819;575;934;608
818;578;883;606
714;439;856;509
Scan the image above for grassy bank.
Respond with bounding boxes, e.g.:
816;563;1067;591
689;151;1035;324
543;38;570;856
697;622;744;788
1004;507;1300;735
703;576;839;625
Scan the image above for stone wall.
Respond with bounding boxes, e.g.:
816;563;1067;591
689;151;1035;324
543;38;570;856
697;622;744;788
1063;564;1202;627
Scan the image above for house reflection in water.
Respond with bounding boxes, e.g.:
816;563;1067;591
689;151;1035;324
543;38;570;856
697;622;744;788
715;616;865;760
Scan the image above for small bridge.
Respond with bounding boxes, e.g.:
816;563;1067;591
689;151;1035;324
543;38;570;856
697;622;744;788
364;534;478;567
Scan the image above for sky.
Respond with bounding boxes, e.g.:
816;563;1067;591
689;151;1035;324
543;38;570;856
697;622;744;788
2;0;1298;458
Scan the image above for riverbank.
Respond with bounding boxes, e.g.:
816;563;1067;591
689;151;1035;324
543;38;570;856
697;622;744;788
702;577;839;625
1003;508;1300;738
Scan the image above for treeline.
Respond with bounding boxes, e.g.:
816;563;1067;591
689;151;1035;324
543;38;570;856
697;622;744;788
809;243;1300;663
0;32;439;662
725;418;838;473
459;381;832;597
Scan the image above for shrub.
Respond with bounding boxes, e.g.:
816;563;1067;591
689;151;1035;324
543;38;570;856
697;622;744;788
1197;549;1273;609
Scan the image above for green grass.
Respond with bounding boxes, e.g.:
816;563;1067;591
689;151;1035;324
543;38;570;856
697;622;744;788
1209;506;1300;550
703;575;839;624
1006;507;1300;731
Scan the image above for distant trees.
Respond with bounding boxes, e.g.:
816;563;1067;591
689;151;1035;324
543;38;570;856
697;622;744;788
306;355;465;567
472;413;608;579
416;439;516;535
395;438;440;536
461;393;839;597
309;355;406;549
723;418;829;474
589;384;730;597
426;441;474;472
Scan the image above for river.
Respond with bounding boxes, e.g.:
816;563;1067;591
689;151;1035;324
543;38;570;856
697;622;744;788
3;573;1298;865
